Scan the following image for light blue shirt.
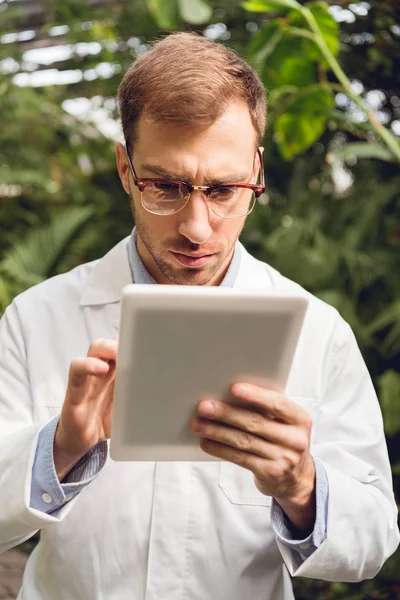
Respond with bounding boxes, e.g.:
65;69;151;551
30;228;329;556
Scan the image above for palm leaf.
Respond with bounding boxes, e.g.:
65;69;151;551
0;206;95;288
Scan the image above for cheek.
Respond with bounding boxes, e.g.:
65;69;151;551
142;211;179;241
216;217;246;244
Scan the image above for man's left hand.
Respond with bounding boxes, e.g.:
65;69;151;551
189;382;316;534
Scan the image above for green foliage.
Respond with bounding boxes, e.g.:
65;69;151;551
178;0;213;24
244;0;399;163
0;206;97;313
246;0;341;159
301;1;340;58
145;0;180;29
378;371;400;438
275;89;334;159
144;0;212;28
242;0;300;12
328;141;399;164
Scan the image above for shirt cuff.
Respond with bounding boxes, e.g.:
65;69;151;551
30;415;108;514
271;456;328;558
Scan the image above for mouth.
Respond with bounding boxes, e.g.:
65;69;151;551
170;251;215;268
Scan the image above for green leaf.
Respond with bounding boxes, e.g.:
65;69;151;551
247;22;285;71
0;276;12;315
242;0;300;12
248;21;318;90
306;1;339;57
378;370;400;437
0;206;95;286
286;1;339;62
178;0;212;24
364;300;400;337
145;0;179;29
392;461;400;475
274;89;334;160
262;46;316;89
327;142;399;164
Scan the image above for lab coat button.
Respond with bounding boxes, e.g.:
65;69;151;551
42;492;53;504
299;542;310;549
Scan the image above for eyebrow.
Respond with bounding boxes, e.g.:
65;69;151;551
140;163;251;186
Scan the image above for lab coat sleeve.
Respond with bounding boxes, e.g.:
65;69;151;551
277;316;400;581
271;456;329;558
30;415;107;514
0;302;83;552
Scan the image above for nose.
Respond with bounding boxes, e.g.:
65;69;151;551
177;190;213;245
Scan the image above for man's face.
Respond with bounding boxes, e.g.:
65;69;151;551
116;101;260;286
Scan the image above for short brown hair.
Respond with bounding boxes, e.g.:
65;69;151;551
117;32;266;148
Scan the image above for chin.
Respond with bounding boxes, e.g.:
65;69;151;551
166;267;219;286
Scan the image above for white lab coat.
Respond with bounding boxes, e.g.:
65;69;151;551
0;237;398;600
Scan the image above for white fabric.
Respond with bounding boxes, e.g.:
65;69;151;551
0;237;398;600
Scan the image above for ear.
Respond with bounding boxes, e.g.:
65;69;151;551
115;141;130;195
253;146;264;181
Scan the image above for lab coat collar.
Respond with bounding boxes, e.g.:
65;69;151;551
79;236;275;307
80;237;132;306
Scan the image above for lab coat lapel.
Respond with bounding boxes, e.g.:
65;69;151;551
79;236;132;340
78;237;276;342
234;242;276;290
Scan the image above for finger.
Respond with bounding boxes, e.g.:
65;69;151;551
200;439;301;494
199;438;273;479
196;399;309;451
68;357;110;388
87;338;118;361
231;383;309;426
190;418;281;460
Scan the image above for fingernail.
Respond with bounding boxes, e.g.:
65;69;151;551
200;400;215;415
233;383;248;396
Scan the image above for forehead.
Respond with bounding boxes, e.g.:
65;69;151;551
132;101;257;172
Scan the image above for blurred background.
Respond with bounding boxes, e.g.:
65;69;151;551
0;0;399;598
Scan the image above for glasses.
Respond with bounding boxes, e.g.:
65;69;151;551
125;146;265;219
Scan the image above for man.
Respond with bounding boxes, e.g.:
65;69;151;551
0;32;398;600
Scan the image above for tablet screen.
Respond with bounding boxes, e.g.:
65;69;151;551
120;308;293;446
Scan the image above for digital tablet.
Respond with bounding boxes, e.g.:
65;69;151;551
110;285;308;461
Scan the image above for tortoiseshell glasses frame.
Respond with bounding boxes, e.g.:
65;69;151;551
125;145;265;219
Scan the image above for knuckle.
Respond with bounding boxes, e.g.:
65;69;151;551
290;431;309;453
230;449;248;468
239;451;252;469
282;450;298;470
271;393;284;416
265;461;283;480
279;458;292;477
247;413;262;433
237;432;252;450
302;413;313;431
299;435;310;453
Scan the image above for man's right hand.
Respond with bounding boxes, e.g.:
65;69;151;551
53;338;118;481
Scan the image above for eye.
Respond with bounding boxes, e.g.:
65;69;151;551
210;186;237;201
153;182;180;192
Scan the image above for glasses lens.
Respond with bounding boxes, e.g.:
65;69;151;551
209;187;256;218
142;182;189;215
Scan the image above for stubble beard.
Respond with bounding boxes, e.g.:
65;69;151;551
133;210;242;286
